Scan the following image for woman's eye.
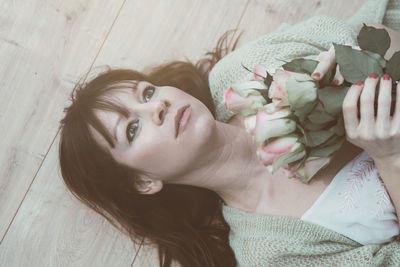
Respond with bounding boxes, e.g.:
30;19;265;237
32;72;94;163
142;85;155;102
126;120;139;143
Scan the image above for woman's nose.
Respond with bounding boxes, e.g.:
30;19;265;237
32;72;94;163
152;100;170;125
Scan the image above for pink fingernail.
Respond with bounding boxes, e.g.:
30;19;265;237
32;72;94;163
312;72;320;78
334;80;339;85
383;74;390;80
355;81;363;86
369;73;378;79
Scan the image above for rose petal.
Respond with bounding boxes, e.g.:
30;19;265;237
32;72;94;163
243;115;257;135
256;136;298;166
254;109;297;145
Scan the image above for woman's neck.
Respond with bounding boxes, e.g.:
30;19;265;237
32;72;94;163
195;121;283;213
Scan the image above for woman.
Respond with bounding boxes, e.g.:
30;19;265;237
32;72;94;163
59;0;400;266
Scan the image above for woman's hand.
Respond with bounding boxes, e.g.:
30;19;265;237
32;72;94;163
311;44;345;86
342;74;400;163
310;44;400;164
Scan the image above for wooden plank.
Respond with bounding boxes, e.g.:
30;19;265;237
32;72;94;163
0;0;121;237
94;0;249;70
88;0;249;265
236;0;366;47
0;134;136;266
0;0;137;266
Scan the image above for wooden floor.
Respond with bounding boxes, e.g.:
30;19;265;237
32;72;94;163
0;0;365;266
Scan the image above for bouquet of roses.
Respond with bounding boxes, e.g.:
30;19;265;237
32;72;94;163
223;24;400;184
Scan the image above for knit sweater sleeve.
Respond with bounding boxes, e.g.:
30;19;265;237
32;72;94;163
208;0;400;123
208;15;358;123
222;204;400;267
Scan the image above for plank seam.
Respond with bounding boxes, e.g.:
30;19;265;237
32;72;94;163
0;0;128;251
131;237;145;267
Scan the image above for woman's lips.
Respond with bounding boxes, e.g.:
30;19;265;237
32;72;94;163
175;106;191;138
175;105;189;137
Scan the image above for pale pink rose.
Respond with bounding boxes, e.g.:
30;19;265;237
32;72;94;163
253;65;268;80
269;81;288;107
223;87;265;114
268;69;301;107
243;115;257;136
256;136;299;166
253;108;297;145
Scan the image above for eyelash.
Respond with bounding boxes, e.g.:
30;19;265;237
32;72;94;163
143;85;155;102
126;85;156;143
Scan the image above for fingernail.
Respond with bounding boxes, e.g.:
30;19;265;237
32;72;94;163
369;73;378;79
312;72;320;78
355;81;363;86
383;74;391;80
334;79;339;85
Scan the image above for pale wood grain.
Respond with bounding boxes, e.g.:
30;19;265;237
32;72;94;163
235;0;367;47
94;0;249;71
0;0;137;266
0;0;122;237
0;134;136;266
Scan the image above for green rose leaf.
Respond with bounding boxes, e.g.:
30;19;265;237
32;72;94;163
324;133;342;146
294;154;308;171
231;80;267;98
297;124;308;145
298;156;332;184
386;51;400;81
364;50;387;69
333;43;384;83
309;136;345;157
308;102;336;124
282;58;318;74
318;85;349;116
271;143;306;173
286;74;318;109
328;116;345;136
303;120;331;131
357;23;391;58
303;130;335;147
292;100;317;123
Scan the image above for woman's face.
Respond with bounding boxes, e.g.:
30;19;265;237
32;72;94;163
90;80;217;189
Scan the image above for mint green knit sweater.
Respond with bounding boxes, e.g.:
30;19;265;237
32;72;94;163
209;0;400;123
222;204;400;266
209;0;400;266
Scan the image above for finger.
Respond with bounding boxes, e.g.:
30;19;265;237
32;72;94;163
342;81;363;139
359;74;378;130
312;45;336;81
332;64;344;86
376;74;392;137
391;81;400;135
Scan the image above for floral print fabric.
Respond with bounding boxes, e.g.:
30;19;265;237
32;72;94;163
301;151;399;245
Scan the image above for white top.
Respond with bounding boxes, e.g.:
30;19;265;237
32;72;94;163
300;151;399;245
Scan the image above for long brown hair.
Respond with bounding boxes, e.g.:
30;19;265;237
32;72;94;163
58;29;242;267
